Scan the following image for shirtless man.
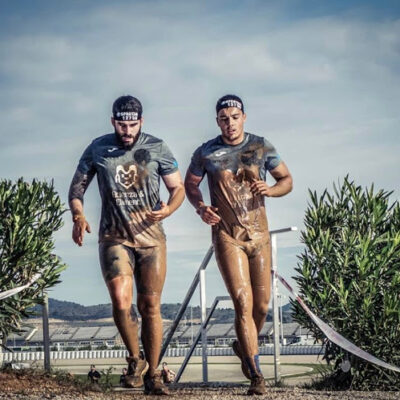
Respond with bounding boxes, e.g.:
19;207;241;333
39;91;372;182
69;95;184;395
185;95;292;395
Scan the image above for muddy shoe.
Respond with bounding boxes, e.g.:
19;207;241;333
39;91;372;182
125;356;149;388
144;371;169;395
247;374;266;396
232;340;251;380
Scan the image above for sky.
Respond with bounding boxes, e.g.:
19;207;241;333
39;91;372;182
1;0;399;306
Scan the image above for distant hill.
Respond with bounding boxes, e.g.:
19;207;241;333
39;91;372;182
31;298;293;323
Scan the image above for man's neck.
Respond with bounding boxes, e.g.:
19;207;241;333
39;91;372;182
221;131;245;146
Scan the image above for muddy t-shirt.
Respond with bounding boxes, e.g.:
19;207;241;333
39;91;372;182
69;132;178;247
189;132;281;241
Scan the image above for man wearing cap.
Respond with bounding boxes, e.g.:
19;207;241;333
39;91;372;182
69;95;184;395
185;95;292;395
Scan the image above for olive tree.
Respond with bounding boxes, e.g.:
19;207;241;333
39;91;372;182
293;177;400;390
0;179;66;344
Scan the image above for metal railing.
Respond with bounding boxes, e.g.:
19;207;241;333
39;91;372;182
174;296;231;383
2;345;323;363
160;226;297;384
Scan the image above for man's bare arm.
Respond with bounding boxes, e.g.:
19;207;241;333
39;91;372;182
184;170;221;225
250;161;293;197
146;171;185;222
68;170;93;246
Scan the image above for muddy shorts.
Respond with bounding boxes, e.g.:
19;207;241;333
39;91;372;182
213;229;271;294
99;242;166;294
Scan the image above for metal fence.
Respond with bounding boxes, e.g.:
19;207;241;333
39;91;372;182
2;345;324;362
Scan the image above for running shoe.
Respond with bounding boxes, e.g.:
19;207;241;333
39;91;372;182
247;374;266;396
144;371;169;395
125;356;149;388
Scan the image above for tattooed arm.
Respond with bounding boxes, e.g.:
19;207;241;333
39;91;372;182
68;169;94;246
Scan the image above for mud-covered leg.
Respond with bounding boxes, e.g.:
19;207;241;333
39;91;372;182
100;243;140;358
249;239;271;335
137;293;163;375
214;238;259;378
108;279;140;358
135;244;168;395
100;243;146;387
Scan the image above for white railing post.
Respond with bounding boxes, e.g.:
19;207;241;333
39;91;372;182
270;227;297;385
42;293;51;371
271;233;281;383
199;269;208;382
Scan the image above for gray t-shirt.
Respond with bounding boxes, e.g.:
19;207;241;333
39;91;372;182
189;132;281;241
69;132;178;247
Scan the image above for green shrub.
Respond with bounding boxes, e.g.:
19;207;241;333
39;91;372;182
0;179;66;344
293;177;400;390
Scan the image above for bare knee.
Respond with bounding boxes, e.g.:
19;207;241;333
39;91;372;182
107;276;133;310
253;300;269;319
137;294;160;319
110;291;131;310
253;287;270;318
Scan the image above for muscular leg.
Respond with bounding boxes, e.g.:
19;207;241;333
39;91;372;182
99;243;140;358
249;239;271;333
214;237;259;375
135;244;166;377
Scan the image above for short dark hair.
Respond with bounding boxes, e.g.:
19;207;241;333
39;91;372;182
112;95;143;120
216;94;244;114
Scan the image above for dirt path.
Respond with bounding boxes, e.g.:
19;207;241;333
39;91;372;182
0;369;398;400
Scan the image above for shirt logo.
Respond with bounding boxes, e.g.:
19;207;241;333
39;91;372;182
108;147;119;153
115;164;138;189
215;151;227;157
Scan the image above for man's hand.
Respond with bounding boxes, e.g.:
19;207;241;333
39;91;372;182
250;180;273;197
72;214;91;246
146;201;171;223
197;202;221;226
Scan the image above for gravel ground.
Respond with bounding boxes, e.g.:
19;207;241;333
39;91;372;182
0;370;398;400
0;387;399;400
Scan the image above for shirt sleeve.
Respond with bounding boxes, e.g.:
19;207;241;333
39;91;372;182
264;138;281;171
68;142;96;203
77;142;96;175
188;146;205;177
158;141;179;176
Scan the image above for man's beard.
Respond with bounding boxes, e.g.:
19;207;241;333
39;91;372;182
115;128;141;150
